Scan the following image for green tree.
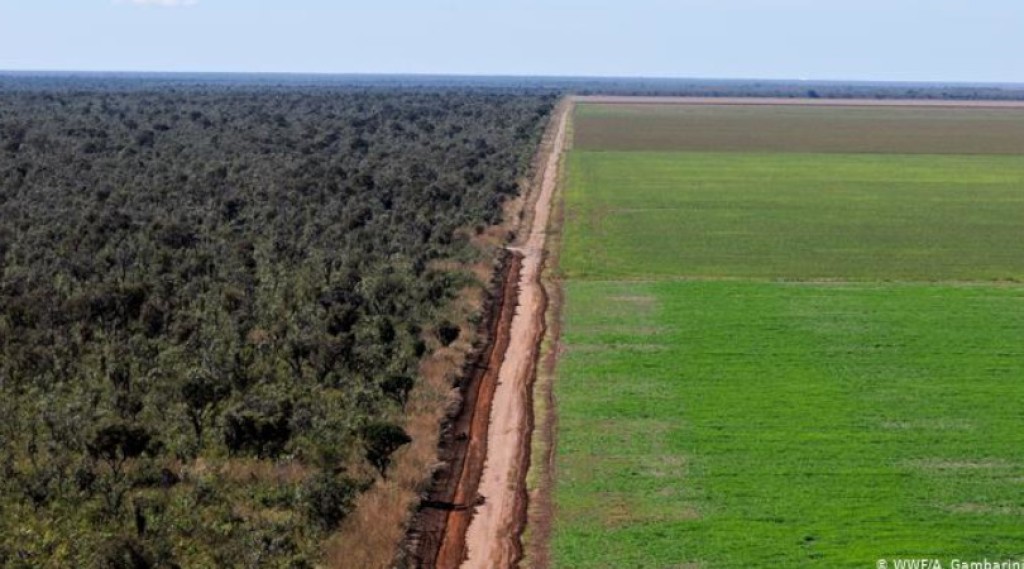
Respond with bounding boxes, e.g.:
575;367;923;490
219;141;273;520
361;423;411;480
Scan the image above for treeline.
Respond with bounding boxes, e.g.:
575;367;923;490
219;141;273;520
4;72;1024;101
0;87;553;567
565;78;1024;101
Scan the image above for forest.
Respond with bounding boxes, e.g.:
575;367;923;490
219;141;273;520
0;82;553;567
5;72;1024;101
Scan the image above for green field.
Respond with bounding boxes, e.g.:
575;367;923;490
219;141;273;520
551;103;1024;568
563;152;1024;281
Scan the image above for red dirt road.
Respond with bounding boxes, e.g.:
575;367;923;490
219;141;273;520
406;101;571;569
431;253;522;568
457;102;571;569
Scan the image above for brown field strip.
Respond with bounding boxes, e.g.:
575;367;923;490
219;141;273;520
575;95;1024;108
575;98;1024;154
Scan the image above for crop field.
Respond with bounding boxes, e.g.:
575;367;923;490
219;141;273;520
550;101;1024;568
562;152;1024;281
575;102;1024;154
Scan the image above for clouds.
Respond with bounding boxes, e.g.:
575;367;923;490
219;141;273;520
116;0;199;7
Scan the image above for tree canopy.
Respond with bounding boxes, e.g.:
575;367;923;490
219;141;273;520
0;84;553;567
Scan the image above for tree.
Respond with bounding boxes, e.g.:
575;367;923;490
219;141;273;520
437;320;460;347
100;535;154;569
87;422;155;477
381;375;414;410
361;422;411;479
87;422;157;513
180;373;231;450
223;398;293;459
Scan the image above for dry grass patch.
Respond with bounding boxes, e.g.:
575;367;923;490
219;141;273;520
906;459;1016;471
881;418;976;431
945;503;1023;516
323;267;489;567
218;457;312;485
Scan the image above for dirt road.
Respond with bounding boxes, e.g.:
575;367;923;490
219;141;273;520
456;101;570;569
406;100;571;569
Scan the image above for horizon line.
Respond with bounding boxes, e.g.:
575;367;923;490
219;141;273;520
2;69;1024;88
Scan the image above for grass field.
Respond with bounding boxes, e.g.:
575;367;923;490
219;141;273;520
555;281;1024;568
563;152;1024;281
550;102;1024;568
575;103;1024;154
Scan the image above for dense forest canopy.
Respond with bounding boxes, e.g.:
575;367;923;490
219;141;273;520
0;83;553;567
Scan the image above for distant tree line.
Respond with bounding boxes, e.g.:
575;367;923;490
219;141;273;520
0;86;553;567
3;72;1024;101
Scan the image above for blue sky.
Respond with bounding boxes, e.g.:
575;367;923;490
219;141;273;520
1;0;1022;83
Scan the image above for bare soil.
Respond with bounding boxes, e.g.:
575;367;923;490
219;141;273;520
457;101;571;569
575;97;1024;155
402;101;571;569
401;252;520;568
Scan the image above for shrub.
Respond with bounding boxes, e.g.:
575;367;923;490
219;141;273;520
303;472;361;531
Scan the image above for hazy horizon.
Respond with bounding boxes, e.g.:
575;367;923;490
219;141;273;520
4;69;1024;89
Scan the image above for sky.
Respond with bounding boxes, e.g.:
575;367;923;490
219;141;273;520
1;0;1023;83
